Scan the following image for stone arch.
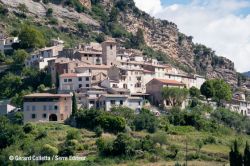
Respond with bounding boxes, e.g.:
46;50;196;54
49;114;58;121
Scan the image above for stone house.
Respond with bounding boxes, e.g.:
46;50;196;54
146;78;186;106
23;93;72;123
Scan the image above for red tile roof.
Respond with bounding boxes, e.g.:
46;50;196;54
60;73;77;77
24;93;71;98
153;78;185;85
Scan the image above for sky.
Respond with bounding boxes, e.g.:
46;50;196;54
134;0;250;72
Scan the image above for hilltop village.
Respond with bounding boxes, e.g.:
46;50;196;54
1;36;250;123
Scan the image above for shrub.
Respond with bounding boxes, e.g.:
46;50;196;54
97;114;126;134
40;144;58;156
75;109;102;129
23;123;33;134
134;109;158;133
66;130;80;141
96;138;113;156
140;135;155;152
58;147;75;157
203;136;216;144
46;8;53;17
151;132;168;146
35;131;47;140
112;133;135;156
94;126;103;137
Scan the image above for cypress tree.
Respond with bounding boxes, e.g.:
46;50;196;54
244;142;250;166
230;140;243;166
72;92;77;116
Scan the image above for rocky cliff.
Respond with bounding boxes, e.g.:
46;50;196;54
0;0;239;85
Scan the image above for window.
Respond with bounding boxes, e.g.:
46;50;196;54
43;105;47;111
31;114;36;119
68;79;72;82
139;101;141;105
120;100;123;105
92;76;96;80
110;45;113;49
78;77;82;81
54;105;58;110
49;105;53;110
32;106;36;111
64;79;67;82
43;114;47;118
79;84;82;88
96;94;99;97
26;105;30;111
86;84;89;87
111;100;116;105
61;114;64;120
86;77;89;81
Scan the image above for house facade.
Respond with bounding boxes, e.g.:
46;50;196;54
146;78;186;106
23;93;72;123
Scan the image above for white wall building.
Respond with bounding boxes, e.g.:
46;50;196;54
98;94;143;111
26;44;64;70
0;37;19;53
59;72;92;92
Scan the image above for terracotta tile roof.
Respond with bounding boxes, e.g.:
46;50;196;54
77;65;110;69
60;73;77;77
24;93;71;98
153;78;185;85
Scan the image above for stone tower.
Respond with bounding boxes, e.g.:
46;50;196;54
102;40;117;66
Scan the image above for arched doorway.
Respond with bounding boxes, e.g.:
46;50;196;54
49;114;57;121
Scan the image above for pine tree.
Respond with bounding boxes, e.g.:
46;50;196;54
72;92;77;116
244;142;250;166
230;140;243;166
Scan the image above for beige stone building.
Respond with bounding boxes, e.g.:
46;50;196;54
23;93;72;123
102;40;117;66
146;78;186;106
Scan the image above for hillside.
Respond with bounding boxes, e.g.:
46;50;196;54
0;0;239;85
243;71;250;78
1;107;250;166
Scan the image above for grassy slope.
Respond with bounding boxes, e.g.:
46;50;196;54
3;123;250;166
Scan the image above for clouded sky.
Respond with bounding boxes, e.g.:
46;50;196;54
134;0;250;72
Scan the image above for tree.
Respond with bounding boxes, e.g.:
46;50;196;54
112;133;135;156
17;3;28;14
212;79;232;105
12;49;28;65
162;87;189;107
0;73;22;98
134;109;158;133
19;25;45;49
96;33;105;43
189;86;201;98
0;52;5;62
72;92;78;116
37;84;46;92
244;142;250;166
229;140;243;166
97;114;126;134
46;8;53;17
200;80;214;101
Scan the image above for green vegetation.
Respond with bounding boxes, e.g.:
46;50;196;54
72;92;77;116
201;79;232;105
1;102;250;165
162;87;189;107
19;25;46;49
